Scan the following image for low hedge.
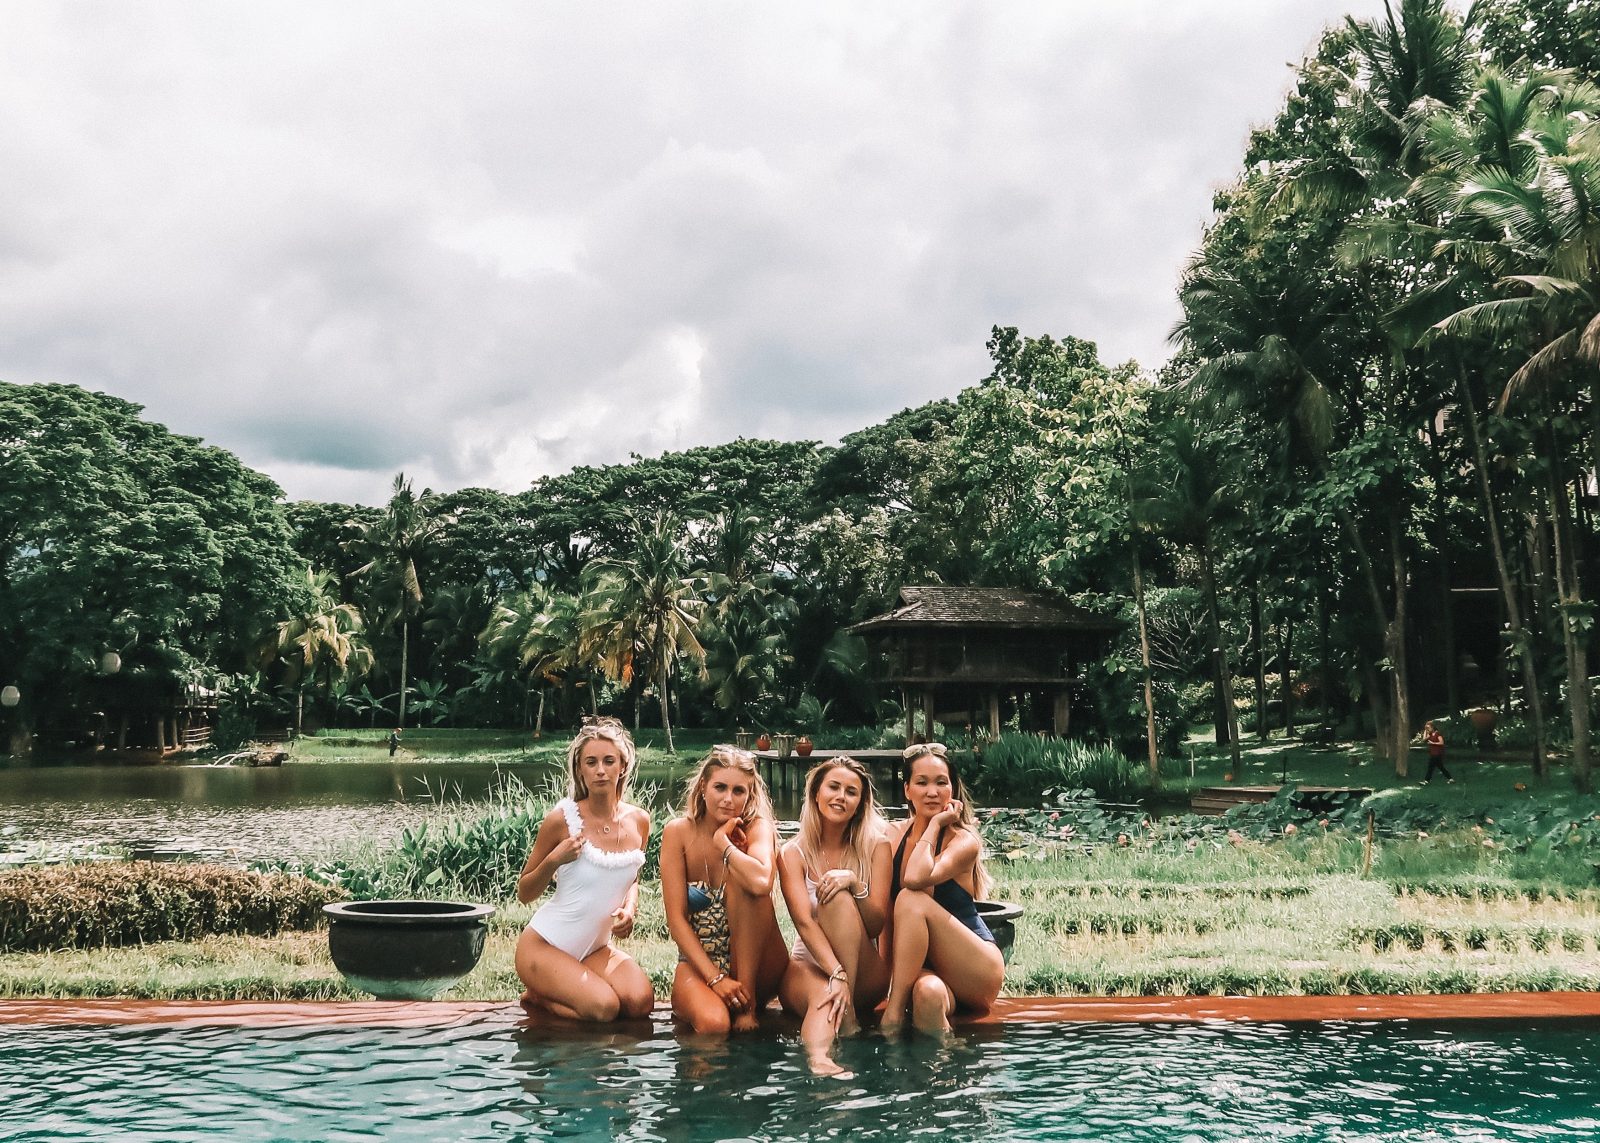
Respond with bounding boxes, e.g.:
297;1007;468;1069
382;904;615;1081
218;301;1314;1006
0;862;344;951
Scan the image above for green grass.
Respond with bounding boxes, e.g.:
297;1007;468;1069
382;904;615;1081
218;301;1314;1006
9;826;1600;1001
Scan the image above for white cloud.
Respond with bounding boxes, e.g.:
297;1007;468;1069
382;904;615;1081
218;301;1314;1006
0;0;1397;504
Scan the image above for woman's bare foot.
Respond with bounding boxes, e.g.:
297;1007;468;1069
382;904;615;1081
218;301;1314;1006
732;1010;761;1034
807;1052;855;1080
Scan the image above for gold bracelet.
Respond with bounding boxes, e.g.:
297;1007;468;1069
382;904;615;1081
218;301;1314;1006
851;886;869;900
722;846;734;867
707;972;727;988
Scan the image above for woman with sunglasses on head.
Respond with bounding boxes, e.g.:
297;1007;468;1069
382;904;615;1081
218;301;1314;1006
880;741;1004;1036
661;745;789;1033
514;717;654;1022
778;757;892;1076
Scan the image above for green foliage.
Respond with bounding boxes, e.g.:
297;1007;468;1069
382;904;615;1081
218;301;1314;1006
0;863;340;951
0;382;301;746
969;736;1148;803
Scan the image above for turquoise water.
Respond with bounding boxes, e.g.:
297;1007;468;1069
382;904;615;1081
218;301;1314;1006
6;1016;1600;1141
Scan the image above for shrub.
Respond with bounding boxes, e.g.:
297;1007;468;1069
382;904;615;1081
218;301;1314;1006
0;863;341;951
970;735;1148;803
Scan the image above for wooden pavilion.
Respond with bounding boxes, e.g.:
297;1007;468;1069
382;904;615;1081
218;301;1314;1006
850;586;1120;744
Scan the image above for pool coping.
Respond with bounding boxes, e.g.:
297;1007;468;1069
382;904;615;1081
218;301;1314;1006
6;992;1600;1028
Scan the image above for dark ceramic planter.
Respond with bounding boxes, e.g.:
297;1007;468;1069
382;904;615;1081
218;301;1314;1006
974;900;1024;961
325;900;495;1000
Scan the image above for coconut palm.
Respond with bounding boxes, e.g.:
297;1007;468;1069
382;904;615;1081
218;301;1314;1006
1418;71;1600;789
267;566;371;736
582;512;706;753
350;474;449;729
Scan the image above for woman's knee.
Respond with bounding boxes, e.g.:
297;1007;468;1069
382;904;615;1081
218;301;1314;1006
572;989;622;1023
893;890;932;923
618;986;655;1020
688;1004;731;1034
911;974;952;1018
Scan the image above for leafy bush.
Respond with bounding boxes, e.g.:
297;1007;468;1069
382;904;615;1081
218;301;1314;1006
0;863;341;951
970;735;1148;803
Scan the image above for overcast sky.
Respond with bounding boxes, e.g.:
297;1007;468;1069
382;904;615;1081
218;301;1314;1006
0;1;1396;505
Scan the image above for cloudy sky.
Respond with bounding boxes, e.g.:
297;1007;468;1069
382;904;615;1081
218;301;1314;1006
0;1;1394;505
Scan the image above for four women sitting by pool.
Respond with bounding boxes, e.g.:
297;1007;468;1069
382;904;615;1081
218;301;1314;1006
516;727;1002;1049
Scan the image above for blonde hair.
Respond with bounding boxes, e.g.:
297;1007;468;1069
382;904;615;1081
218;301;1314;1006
566;717;637;802
902;741;990;898
680;745;773;826
797;757;885;883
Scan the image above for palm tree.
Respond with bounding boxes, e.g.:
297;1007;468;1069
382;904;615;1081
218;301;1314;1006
350;474;449;730
583;512;706;753
266;566;371;736
1418;71;1600;788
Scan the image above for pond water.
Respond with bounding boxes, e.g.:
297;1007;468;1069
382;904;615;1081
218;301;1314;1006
0;760;830;861
7;1015;1600;1141
0;761;560;861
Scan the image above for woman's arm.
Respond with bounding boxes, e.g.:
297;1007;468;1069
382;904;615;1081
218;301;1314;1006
718;816;776;895
858;836;893;938
611;807;652;937
516;808;581;903
779;842;841;975
899;819;980;891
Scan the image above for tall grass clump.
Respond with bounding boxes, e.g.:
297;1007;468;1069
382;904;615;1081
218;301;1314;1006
971;735;1147;803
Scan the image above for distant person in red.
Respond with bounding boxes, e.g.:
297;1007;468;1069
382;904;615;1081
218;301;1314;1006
1422;721;1453;784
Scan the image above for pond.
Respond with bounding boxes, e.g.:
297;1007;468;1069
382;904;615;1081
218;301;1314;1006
0;761;560;861
6;1014;1600;1141
0;759;833;861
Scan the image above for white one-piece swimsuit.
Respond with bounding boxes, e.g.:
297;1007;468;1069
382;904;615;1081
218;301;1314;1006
526;798;646;962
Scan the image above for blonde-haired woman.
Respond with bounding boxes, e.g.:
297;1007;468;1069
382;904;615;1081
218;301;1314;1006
661;745;788;1033
778;757;891;1076
514;718;654;1022
881;742;1003;1035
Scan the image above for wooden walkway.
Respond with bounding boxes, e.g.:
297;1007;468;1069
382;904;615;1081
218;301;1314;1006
752;748;905;797
1190;785;1372;816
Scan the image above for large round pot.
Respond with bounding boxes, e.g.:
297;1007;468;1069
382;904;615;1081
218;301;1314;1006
974;900;1024;961
325;900;495;1000
795;736;814;757
1468;707;1498;748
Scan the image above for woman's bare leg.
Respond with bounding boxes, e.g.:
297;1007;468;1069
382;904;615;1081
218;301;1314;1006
672;962;731;1034
814;892;888;1035
515;929;626;1022
725;881;786;1032
588;945;655;1019
881;892;1003;1035
780;959;853;1078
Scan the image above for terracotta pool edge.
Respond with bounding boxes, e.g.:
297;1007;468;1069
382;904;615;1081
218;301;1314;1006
5;992;1600;1027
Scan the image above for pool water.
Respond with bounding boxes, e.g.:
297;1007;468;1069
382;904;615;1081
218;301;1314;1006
7;1016;1600;1142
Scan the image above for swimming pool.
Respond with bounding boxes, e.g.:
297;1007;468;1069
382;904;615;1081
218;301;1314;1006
7;1011;1600;1142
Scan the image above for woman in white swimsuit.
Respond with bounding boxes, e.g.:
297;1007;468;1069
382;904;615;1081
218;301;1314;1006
778;757;891;1076
515;718;654;1022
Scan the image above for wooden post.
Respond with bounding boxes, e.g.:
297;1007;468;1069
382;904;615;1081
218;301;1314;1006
154;715;165;752
1054;690;1071;736
923;690;937;743
902;688;912;747
988;691;1001;739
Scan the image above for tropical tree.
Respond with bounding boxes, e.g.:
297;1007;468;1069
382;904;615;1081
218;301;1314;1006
266;566;371;736
350;474;449;730
582;512;706;752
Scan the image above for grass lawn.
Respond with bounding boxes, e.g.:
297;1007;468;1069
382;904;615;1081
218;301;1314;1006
9;834;1600;1002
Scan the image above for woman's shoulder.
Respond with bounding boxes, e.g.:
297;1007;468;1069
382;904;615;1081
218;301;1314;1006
541;800;576;831
620;801;652;825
